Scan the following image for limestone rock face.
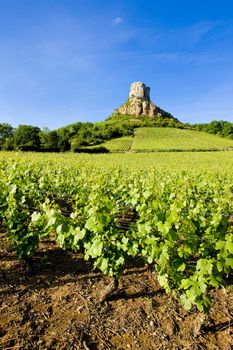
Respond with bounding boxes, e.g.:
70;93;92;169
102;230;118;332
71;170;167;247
129;81;150;100
116;81;163;117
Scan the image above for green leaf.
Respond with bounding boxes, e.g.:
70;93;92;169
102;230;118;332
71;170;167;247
157;221;170;236
216;240;225;250
89;240;103;257
180;278;192;290
209;274;220;288
177;263;186;272
196;296;211;313
217;260;224;272
48;216;57;227
73;227;86;243
56;224;63;235
226;241;233;254
157;274;170;290
97;258;109;272
196;259;213;275
180;293;192;311
31;211;42;222
85;216;96;231
116;256;124;267
226;257;233;268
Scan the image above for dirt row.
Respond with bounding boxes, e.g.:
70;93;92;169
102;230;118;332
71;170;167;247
0;230;233;350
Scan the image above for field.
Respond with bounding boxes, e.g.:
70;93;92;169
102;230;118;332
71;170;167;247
101;127;233;152
99;136;133;152
0;151;233;349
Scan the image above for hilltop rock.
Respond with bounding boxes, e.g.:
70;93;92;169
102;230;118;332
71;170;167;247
129;81;150;100
114;81;174;119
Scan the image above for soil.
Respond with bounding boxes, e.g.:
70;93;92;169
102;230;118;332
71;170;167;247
0;229;232;350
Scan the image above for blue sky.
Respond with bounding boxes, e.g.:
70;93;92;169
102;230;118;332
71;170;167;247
0;0;233;129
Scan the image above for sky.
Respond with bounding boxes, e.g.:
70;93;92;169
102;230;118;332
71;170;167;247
0;0;233;129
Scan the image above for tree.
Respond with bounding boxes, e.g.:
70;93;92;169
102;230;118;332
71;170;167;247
0;123;14;149
56;129;71;151
207;120;225;134
221;122;233;138
14;125;41;151
40;129;59;151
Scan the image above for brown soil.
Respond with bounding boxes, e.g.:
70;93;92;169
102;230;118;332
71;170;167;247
0;230;232;350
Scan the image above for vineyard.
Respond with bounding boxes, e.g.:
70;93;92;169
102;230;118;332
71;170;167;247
99;136;133;152
100;127;233;152
1;151;233;349
131;128;233;152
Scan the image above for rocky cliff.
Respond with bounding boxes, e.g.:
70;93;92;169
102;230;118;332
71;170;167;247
114;81;174;119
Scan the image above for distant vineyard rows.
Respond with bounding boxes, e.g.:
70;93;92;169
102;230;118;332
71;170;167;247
101;128;233;152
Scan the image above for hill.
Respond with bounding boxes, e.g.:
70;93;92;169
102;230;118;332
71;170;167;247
1;82;232;152
113;81;178;121
99;127;233;152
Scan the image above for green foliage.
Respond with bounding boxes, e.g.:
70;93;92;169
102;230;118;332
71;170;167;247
0;123;14;149
2;137;14;151
107;112;184;129
56;120;134;151
39;129;60;152
193;120;233;139
0;152;232;312
13;124;41;151
2;115;233;154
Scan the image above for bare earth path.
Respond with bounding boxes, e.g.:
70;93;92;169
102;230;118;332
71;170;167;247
0;230;232;350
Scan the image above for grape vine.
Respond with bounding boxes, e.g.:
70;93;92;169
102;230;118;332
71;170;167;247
0;158;232;312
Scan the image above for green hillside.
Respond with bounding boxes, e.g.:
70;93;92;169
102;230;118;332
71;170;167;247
100;136;133;152
100;127;233;152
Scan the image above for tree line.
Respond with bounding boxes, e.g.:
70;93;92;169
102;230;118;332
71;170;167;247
0;121;134;152
193;120;233;139
0;119;232;152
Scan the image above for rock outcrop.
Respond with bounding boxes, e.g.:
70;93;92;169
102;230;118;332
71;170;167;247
114;81;174;119
129;81;150;100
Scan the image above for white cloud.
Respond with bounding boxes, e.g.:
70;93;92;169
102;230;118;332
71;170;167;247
112;17;123;25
